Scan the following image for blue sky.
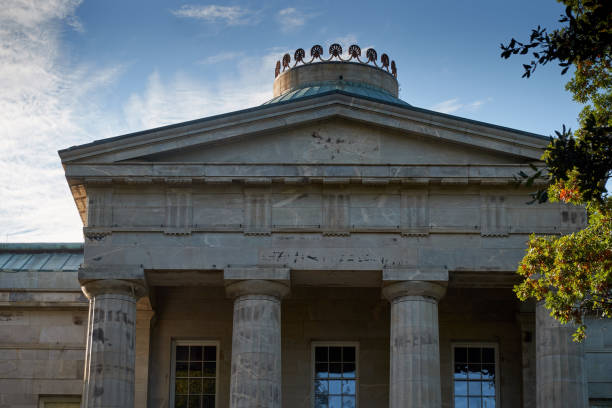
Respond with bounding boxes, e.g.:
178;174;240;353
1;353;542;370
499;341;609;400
1;0;582;242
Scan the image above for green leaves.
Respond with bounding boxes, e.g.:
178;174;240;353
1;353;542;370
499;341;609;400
505;0;611;341
515;207;612;341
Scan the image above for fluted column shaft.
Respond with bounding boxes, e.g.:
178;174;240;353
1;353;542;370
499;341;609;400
226;280;289;408
536;302;588;408
383;281;447;408
81;279;147;408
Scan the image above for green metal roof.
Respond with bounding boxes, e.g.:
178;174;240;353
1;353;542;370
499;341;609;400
263;81;411;107
0;243;83;272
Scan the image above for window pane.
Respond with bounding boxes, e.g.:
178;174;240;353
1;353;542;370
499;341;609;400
468;364;481;380
190;346;203;361
455;347;467;363
314;394;328;408
315;379;329;394
176;378;188;395
468;396;482;407
482;364;495;380
483;397;496;408
203;378;215;394
203;346;216;361
176;362;188;378
454;364;468;379
316;347;328;362
454;397;468;408
189;378;202;394
203;395;215;408
188;395;201;408
176;346;189;361
342;396;355;408
189;361;203;377
341;380;355;395
203;362;216;377
468;381;481;396
329;347;342;362
329;362;342;378
468;348;481;364
329;380;342;394
342;347;355;362
175;395;188;408
329;396;342;408
342;362;356;378
454;380;468;396
316;362;329;378
482;381;495;396
482;348;495;364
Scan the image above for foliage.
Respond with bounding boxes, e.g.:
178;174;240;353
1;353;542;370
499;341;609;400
515;203;612;341
502;0;612;340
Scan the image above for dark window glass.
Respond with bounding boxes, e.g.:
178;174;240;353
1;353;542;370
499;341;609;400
190;346;202;361
203;396;215;408
314;346;357;408
454;346;496;408
468;348;481;364
482;348;495;363
454;347;467;363
204;346;216;361
174;344;217;408
329;347;342;362
188;395;201;408
175;395;188;408
176;346;189;361
203;362;216;376
316;347;328;362
189;361;203;377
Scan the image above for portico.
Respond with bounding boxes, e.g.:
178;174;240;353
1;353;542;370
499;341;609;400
58;44;592;407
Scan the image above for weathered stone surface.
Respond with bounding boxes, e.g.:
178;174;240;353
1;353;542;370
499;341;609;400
383;281;446;408
226;280;288;408
81;279;147;408
536;302;589;408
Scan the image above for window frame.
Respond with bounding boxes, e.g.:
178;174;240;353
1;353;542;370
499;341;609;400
451;342;500;408
170;339;220;408
310;341;360;408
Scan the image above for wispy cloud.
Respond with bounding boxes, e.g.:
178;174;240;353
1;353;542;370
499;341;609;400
431;97;491;114
276;7;315;33
123;49;283;131
199;51;244;65
172;4;255;26
0;0;123;242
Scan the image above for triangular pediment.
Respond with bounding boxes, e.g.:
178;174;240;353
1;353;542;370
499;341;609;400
60;92;548;165
142;118;528;165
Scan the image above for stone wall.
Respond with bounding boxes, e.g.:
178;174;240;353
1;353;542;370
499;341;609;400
0;304;87;407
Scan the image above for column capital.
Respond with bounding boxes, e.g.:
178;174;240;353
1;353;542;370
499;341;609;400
382;280;447;302
81;279;148;300
225;279;290;299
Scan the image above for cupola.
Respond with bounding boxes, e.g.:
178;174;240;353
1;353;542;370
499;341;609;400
264;44;409;106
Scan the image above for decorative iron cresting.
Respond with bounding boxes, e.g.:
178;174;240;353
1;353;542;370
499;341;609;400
275;44;398;79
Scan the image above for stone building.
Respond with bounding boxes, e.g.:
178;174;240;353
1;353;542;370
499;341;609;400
1;44;611;408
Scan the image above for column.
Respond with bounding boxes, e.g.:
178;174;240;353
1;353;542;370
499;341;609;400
382;281;447;408
135;309;155;408
226;279;289;408
81;279;147;408
518;312;536;408
536;302;588;408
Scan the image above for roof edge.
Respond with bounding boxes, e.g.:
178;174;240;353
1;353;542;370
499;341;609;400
0;243;84;253
59;89;549;161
